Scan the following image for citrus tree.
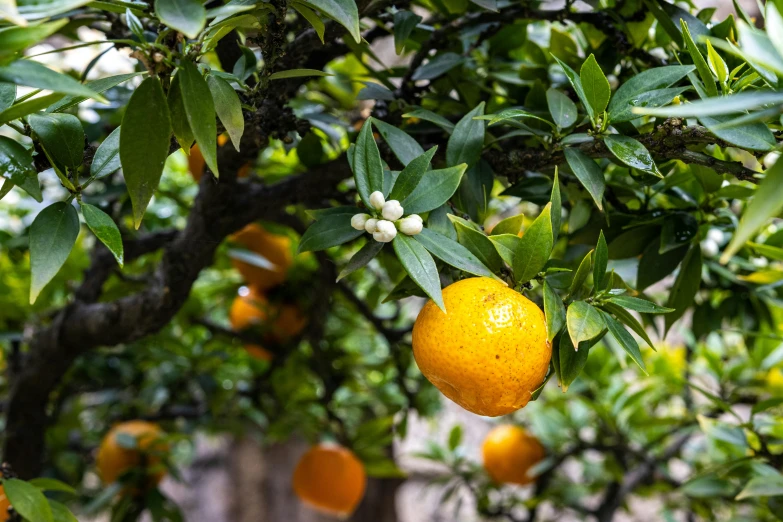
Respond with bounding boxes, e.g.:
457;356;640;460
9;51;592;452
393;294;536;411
0;0;782;520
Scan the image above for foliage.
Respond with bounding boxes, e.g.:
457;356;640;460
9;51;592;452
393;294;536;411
0;0;782;520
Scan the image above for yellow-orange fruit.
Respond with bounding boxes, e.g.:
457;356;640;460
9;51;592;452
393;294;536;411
231;224;293;290
96;421;167;487
292;444;366;517
482;425;545;485
412;277;550;417
0;485;9;522
229;287;306;361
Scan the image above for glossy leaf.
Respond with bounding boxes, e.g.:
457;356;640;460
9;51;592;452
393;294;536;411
208;75;244;151
544;280;565;342
551;168;561;243
564;148;604;210
665;244;702;332
700;115;775;151
0;60;105;101
373;119;425;167
660;212;698;254
268;68;331;80
600;301;656;350
447;102;485;168
48;72;143;113
568;250;593;298
513;203;553;283
681;20;718;97
337;240;384;281
638;242;688;291
393;10;422;54
558;334;589;392
546;88;577;129
580;54;610;117
3;478;53;522
29;202;80;304
301;0;360;43
604;134;660;176
389;147;436;201
606;296;674;314
594;231;608;291
393;233;444;311
488;234;519;266
155;0;205;38
412;52;464;81
400;164;466;215
179;61;219;177
601;311;647;373
415;227;499;280
170;75;195;151
27;113;84;170
607;65;694;119
567;300;605;348
354;118;384;207
90;126;121;179
298;214;364;253
0;135;41;201
553;56;593;120
81;203;124;266
119;76;172;228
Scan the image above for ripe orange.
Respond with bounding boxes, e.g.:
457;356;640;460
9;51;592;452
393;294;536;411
292;444;366;517
229;286;306;360
96;421;168;487
188;136;250;181
482;425;545;485
230;224;293;290
0;485;9;522
412;277;551;417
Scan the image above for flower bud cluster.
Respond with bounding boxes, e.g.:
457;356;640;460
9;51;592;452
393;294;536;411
351;191;424;243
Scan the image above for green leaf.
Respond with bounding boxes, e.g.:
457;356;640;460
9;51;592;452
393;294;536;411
388;147;436;200
665;244;702;333
608;87;690;123
568;249;593;298
119;76;172;229
681;20;718;97
168;73;194;152
736;475;783;500
207;74;244;152
90;126;121;179
579;54;610;117
301;0;360;43
81;203;124;267
268;68;331;80
605;295;673;314
633;91;783;118
421;225;499;278
373;119;425;167
28;478;76;495
0;60;105;102
599;301;655;350
448;425;463;451
700;115;775;151
0;83;13;112
638;241;688;291
155;0;206;38
50;500;78;522
402;109;455;133
553;56;593;120
412;52;464;81
660;212;698;254
427;205;456;240
16;0;93;20
393;10;421;54
558;334;589;392
29;201;79;304
551;168;561;243
446;102;484;168
48;72;143;113
298;214;364;253
400;164;466;215
27;113;84;170
546;88;577;129
393;233;444;311
0;135;41;202
567;300;605;348
3;478;53;522
564;148;604;210
513;203;553;283
478;108;555;128
601;311;647;373
603;134;660;176
291;2;325;44
607;65;694;119
0;20;68;62
492;214;524;236
354;118;384;207
593;231;608;291
543;280;565;342
722;159;783;262
179;61;218;177
0;93;65;126
705;40;728;86
337;240;384;281
488;234;519;266
450;215;503;277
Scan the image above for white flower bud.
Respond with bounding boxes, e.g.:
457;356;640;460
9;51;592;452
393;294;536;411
408;214;423;223
700;239;719;258
399;215;423;236
364;218;379;234
707;228;724;245
372;220;397;243
382;200;404;221
351;213;370;231
369;191;385;210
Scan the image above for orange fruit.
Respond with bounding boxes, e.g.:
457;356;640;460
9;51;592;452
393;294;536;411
96;421;168;487
230;224;293;290
412;277;551;416
188;136;250;181
292;444;366;517
482;425;545;485
0;485;9;522
229;287;306;361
